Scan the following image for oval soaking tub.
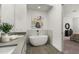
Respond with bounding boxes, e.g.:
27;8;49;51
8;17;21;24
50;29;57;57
29;35;48;46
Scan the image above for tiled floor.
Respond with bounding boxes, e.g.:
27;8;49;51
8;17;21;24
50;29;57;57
64;37;79;54
26;44;60;54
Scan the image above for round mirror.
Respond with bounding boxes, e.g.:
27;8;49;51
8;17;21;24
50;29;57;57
65;23;70;29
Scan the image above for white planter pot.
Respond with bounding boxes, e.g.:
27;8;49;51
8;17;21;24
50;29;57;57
2;34;10;43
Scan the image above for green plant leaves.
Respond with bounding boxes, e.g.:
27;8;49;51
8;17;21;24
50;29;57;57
0;23;13;33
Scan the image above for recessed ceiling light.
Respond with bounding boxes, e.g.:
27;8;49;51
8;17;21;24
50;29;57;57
37;6;41;9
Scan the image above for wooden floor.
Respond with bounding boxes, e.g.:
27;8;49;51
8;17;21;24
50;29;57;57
64;39;79;54
26;44;60;54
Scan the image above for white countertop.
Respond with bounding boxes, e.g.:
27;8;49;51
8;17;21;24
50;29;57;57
0;35;26;54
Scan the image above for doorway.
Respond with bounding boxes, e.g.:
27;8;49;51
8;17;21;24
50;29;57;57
63;4;79;54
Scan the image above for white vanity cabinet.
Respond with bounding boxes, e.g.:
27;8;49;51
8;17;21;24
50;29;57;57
1;4;27;32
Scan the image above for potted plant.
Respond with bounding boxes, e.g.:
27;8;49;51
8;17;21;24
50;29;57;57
0;23;13;42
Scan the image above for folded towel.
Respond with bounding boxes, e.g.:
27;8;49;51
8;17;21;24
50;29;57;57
10;35;24;40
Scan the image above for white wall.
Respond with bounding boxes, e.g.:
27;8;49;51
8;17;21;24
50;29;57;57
27;9;48;30
48;4;62;51
1;4;14;24
73;17;79;33
1;4;27;32
14;4;27;32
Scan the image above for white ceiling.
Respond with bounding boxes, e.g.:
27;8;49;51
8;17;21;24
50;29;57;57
63;4;79;12
27;4;53;12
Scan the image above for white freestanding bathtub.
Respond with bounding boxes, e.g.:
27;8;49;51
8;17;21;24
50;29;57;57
29;35;48;46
